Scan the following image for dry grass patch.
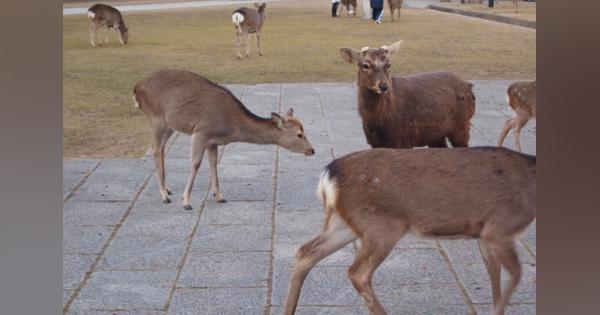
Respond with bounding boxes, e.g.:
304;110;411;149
63;0;535;158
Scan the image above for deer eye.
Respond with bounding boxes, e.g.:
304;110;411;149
361;64;370;71
297;133;303;139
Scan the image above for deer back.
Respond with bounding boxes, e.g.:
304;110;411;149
323;147;535;239
507;80;536;117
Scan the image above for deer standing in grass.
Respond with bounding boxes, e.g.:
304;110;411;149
87;3;129;47
387;0;404;21
283;147;536;315
339;41;476;148
497;80;536;152
494;0;520;13
133;69;315;210
232;3;267;59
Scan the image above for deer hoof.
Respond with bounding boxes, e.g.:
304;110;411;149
166;188;172;195
259;52;263;56
237;55;242;60
162;197;171;204
217;198;227;203
183;204;193;211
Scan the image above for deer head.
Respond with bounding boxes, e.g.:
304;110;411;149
255;3;267;19
271;108;315;156
339;40;403;94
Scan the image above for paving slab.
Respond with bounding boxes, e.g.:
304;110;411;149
64;82;536;314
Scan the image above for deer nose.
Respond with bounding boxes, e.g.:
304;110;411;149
305;148;315;156
378;83;389;92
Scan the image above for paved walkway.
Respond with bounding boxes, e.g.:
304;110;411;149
63;81;536;314
63;0;283;15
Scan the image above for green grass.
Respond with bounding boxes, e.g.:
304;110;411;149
63;0;536;158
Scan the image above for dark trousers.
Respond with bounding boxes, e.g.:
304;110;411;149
372;7;383;21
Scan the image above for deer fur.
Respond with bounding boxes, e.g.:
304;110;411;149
387;0;404;21
341;0;358;16
232;3;267;59
497;80;536;152
283;147;536;315
133;69;315;210
339;41;476;148
87;4;129;47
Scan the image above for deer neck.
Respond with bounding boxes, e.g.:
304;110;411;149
236;114;280;145
358;85;396;120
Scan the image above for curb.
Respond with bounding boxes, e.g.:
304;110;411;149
428;4;536;29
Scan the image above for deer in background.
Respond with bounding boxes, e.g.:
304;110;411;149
388;0;404;21
339;41;476;148
341;0;358;16
133;69;315;210
497;80;536;152
283;147;536;315
494;0;520;13
232;3;267;59
87;3;129;47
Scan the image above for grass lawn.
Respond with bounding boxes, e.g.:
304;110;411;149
63;0;536;159
437;1;536;22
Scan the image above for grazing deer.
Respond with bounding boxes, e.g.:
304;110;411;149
339;41;476;148
87;4;129;47
387;0;404;21
341;0;358;16
133;69;315;210
232;3;267;59
494;0;520;13
283;147;536;315
497;80;536;152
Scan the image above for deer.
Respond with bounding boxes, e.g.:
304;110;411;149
232;3;267;60
87;3;129;47
494;0;520;13
339;41;476;149
387;0;404;21
283;146;536;315
497;80;536;152
133;69;315;210
341;0;358;16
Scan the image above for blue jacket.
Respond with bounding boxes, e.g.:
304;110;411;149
370;0;384;8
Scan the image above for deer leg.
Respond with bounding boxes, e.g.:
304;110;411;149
479;239;502;310
182;133;207;210
103;27;110;46
490;239;522;315
449;127;470;147
256;32;263;56
160;128;174;197
347;222;406;315
235;33;243;60
497;118;516;147
283;213;357;315
429;138;448;148
207;144;225;203
246;33;251;58
89;25;98;47
512;116;529;152
150;127;171;203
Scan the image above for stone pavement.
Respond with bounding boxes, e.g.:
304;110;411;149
63;81;536;315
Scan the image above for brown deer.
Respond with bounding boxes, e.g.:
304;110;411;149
283;147;536;315
133;69;315;210
87;3;129;47
341;0;358;16
387;0;404;21
232;3;267;59
497;80;536;152
339;41;476;148
494;0;520;13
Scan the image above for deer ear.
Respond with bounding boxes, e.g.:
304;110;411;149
286;108;294;117
271;112;284;128
339;48;360;65
255;3;260;8
382;40;403;57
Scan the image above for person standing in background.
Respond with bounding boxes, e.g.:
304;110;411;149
331;0;340;17
371;0;384;23
361;0;372;19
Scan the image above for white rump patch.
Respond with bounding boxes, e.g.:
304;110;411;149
361;46;370;52
232;12;245;25
132;94;140;108
87;11;95;19
317;170;338;209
